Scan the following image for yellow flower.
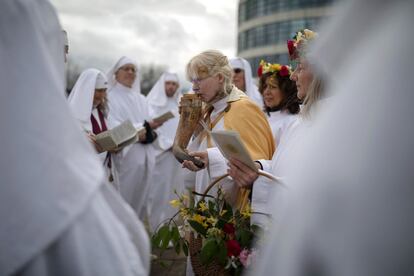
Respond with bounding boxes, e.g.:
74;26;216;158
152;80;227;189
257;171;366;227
169;199;181;208
206;216;218;226
271;64;281;71
180;208;189;219
198;201;208;212
219;209;227;217
303;29;317;40
241;205;252;218
192;214;206;225
182;194;189;201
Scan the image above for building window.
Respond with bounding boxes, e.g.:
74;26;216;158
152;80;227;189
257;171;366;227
239;0;334;23
238;17;324;52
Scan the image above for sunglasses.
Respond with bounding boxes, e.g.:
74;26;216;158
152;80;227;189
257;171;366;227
233;68;243;74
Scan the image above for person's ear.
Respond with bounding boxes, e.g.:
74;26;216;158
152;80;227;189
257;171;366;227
217;73;224;84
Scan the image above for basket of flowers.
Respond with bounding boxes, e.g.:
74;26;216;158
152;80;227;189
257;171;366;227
152;176;262;276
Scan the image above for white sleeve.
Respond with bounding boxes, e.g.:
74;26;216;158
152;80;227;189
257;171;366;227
17;185;150;276
207;147;228;179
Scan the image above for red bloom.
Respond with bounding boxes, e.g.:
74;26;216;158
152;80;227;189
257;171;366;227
226;239;242;257
287;40;295;56
223;223;235;235
257;65;263;77
279;65;289;77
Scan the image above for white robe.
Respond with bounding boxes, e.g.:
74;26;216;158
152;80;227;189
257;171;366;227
266;110;298;147
0;1;149;274
68;68;120;190
252;0;414;275
147;81;182;232
108;82;155;218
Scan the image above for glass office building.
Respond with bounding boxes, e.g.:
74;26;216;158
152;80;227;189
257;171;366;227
237;0;335;76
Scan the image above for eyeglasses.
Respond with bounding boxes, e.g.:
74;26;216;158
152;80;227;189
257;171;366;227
233;68;243;74
190;75;211;84
119;66;137;73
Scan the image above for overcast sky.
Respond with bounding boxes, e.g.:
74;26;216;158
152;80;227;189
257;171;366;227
50;0;238;87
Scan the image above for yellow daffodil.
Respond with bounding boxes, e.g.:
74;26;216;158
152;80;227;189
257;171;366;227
206;216;218;226
192;214;206;225
169;199;181;208
241;205;252;218
198;201;208;212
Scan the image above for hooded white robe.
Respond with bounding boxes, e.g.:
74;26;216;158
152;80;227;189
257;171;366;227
68;68;120;190
107;56;155;218
230;57;263;107
146;72;182;232
0;1;149;275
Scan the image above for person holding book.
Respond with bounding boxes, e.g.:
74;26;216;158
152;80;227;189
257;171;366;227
181;50;275;210
228;29;324;227
229;57;263;107
257;60;300;147
146;71;182;232
106;56;162;219
0;1;150;274
68;68;119;189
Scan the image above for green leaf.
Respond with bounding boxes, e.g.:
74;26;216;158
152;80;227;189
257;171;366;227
188;220;207;236
159;225;171;249
182;241;189;256
217;240;228;265
236;229;253;248
174;240;181;254
152;225;168;248
200;240;218;265
171;226;180;243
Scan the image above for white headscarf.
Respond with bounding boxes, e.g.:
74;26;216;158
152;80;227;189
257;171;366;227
252;0;414;275
146;71;180;107
68;68;107;132
0;0;105;274
229;57;262;106
106;56;141;92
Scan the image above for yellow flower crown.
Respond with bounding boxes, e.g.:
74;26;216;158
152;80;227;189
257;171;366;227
257;60;292;77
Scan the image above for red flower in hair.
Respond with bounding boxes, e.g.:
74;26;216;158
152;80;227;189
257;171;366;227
287;40;295;56
223;223;235;235
279;65;289;77
226;240;242;257
257;64;263;77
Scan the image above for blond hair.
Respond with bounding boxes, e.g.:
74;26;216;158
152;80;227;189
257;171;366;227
301;74;325;118
186;50;233;95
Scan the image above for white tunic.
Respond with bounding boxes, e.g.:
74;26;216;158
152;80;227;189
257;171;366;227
266;110;298;146
108;82;155;218
0;1;150;274
146;73;182;232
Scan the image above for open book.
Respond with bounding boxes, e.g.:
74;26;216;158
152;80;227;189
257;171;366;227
209;129;279;181
153;110;175;124
95;120;146;151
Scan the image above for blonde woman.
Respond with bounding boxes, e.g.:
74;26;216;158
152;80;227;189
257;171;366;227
180;50;275;208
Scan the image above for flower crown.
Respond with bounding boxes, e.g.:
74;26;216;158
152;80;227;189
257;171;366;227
287;29;318;60
257;60;291;78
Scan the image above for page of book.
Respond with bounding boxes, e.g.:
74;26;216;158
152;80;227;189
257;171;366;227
152;110;175;124
210;130;258;172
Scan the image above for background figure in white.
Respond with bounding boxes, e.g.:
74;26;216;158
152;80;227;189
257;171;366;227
68;68;120;190
146;72;182;232
228;29;322;228
229;57;263;107
258;61;300;146
252;0;414;275
107;56;161;219
0;0;150;275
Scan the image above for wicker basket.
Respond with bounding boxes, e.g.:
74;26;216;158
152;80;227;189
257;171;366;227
187;172;277;275
188;232;228;276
